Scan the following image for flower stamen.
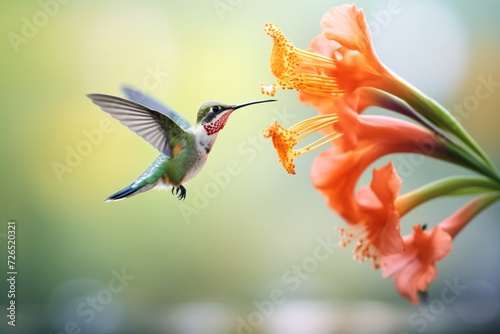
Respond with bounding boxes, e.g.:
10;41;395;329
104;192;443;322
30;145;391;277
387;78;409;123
336;225;381;269
261;23;343;97
262;114;340;174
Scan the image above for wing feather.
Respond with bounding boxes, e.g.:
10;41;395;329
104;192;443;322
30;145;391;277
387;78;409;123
121;86;191;130
87;93;186;157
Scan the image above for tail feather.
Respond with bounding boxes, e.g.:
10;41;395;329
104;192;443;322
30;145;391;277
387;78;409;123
105;182;157;202
105;155;169;202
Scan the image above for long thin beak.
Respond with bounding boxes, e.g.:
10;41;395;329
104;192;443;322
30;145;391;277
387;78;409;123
232;99;277;110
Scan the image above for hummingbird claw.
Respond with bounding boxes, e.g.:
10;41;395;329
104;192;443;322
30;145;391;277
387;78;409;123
171;185;186;200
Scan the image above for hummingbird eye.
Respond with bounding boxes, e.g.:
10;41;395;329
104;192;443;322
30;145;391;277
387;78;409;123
212;106;221;113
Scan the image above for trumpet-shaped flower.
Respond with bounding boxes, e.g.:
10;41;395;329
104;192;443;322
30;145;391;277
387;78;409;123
262;4;497;174
264;88;457;177
381;225;452;305
382;192;500;305
309;98;462;268
261;4;388;99
336;162;405;268
311;107;454;222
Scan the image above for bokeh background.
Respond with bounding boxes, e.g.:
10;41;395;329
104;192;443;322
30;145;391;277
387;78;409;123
1;0;500;333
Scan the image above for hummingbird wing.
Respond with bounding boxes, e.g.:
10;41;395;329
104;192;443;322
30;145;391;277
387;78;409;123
120;86;191;130
87;93;186;157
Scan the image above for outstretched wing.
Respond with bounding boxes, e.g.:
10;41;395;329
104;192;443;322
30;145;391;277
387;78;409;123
121;86;191;130
87;93;186;157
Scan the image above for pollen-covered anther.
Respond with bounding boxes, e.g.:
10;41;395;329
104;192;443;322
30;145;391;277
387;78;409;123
338;223;381;269
263;115;341;174
336;226;354;238
262;121;298;174
262;23;343;97
261;83;278;97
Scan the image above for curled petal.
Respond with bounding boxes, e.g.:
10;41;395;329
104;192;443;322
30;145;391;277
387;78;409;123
335;162;404;268
369;161;402;206
321;4;373;55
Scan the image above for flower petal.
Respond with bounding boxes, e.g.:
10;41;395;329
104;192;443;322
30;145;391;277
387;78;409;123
320;4;372;54
382;225;453;305
427;226;453;262
369;162;402;206
379;207;405;255
308;34;341;59
381;247;417;279
393;258;423;305
358;163;405;256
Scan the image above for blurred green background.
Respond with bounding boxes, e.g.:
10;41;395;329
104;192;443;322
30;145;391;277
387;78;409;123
1;0;500;333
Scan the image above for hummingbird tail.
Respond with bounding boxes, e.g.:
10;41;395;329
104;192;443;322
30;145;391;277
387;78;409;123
105;182;157;202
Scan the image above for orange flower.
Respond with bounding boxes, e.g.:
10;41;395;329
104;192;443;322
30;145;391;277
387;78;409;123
320;4;385;92
261;4;388;99
320;4;375;55
262;4;498;178
311;106;453;222
336;162;405;268
382;193;500;305
381;225;452;305
310;95;462;268
259;3;500;306
264;88;449;176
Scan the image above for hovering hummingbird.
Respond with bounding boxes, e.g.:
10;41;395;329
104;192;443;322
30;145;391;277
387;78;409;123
87;87;275;201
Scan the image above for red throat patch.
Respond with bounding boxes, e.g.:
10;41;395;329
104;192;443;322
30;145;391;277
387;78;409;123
203;112;232;135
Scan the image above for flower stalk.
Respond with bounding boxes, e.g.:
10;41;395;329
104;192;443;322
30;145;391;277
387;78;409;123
380;67;499;178
395;176;500;216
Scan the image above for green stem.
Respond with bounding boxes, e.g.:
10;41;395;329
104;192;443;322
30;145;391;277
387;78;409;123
362;88;499;182
444;139;500;183
395;176;500;216
364;88;455;143
381;66;499;178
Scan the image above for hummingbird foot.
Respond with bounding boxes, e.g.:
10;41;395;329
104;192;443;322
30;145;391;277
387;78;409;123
171;185;187;200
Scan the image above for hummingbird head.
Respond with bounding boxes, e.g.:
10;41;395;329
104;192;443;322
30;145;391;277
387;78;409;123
197;99;276;135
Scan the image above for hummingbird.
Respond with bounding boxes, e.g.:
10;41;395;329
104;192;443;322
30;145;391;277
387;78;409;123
87;86;275;201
